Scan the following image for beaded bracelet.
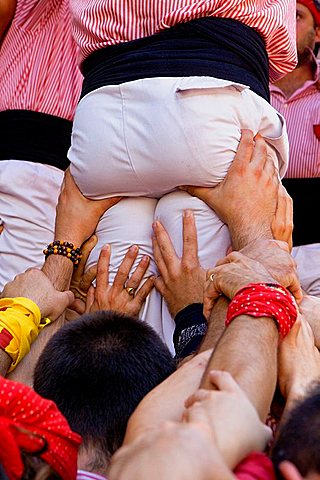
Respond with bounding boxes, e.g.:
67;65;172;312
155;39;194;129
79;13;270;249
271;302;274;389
43;241;82;267
226;282;298;339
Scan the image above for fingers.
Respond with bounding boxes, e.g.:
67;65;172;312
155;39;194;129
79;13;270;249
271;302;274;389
182;400;211;427
153;275;166;296
250;133;268;168
72;235;98;280
126;255;150;290
182;210;199;262
272;185;293;251
113;245;139;290
179;185;213;204
79;264;97;292
56;290;75;315
184;388;212;409
85;285;95;312
232;129;254;167
207;370;242;393
152;220;178;270
134;277;154;305
95;244;111;296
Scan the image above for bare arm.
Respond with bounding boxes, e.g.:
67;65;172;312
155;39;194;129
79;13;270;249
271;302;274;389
9;170;121;385
0;0;16;43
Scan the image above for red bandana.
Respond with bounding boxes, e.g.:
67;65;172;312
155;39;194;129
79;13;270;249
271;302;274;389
226;283;298;339
0;376;81;480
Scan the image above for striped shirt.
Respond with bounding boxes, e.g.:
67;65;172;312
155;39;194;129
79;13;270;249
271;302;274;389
0;0;83;121
77;470;107;480
270;55;320;178
70;0;297;82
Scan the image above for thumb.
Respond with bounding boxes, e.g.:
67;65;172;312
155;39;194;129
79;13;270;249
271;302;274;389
59;290;75;310
179;185;210;202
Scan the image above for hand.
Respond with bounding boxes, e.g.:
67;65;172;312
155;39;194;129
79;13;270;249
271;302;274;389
298;294;320;349
124;349;212;444
85;244;154;317
204;251;275;318
278;315;320;404
55;168;122;246
240;239;302;303
152;210;206;318
182;130;279;250
68;235;98;316
271;184;293;252
1;268;74;321
184;370;272;469
110;420;231;480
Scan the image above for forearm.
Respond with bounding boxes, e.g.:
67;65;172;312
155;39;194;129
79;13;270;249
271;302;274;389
42;255;74;291
124;349;212;445
198;296;228;352
200;315;278;421
229;222;273;251
8;313;66;386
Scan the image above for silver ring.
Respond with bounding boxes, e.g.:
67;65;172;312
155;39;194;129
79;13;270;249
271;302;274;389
209;273;215;282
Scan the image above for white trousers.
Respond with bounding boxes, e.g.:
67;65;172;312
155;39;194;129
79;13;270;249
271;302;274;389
68;76;289;351
292;243;320;297
0;160;63;289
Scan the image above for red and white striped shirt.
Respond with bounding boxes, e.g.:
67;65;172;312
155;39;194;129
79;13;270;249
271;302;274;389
0;0;83;121
70;0;297;82
270;55;320;178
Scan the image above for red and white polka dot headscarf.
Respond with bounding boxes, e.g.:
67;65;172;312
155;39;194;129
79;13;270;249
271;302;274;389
0;376;81;480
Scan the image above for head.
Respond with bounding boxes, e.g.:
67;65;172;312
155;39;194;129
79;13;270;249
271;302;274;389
0;378;80;480
296;1;320;61
271;382;320;480
33;311;176;469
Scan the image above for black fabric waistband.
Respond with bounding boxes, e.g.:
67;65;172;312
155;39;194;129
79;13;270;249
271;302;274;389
282;178;320;247
81;17;269;102
0;110;72;171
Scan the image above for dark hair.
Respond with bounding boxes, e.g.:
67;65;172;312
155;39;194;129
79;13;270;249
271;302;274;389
34;311;176;463
271;382;320;478
21;453;60;480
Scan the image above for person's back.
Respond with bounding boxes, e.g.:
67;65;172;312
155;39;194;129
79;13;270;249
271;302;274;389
33;310;176;478
0;0;82;289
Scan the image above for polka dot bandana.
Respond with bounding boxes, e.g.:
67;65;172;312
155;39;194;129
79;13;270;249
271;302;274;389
226;283;298;339
0;376;81;480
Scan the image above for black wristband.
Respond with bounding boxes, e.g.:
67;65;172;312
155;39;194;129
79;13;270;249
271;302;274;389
173;303;207;361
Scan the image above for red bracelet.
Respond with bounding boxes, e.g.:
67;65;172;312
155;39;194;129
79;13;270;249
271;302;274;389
226;283;298;339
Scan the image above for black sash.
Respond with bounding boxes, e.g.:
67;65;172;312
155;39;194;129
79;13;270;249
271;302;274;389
81;17;269;102
0;110;72;170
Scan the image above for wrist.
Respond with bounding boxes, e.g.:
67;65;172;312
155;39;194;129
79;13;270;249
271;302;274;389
42;255;74;291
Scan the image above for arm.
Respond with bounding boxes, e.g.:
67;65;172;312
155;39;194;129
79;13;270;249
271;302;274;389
0;0;16;44
201;252;287;421
112;413;235;480
184;371;272;471
278;315;320;419
42;169;121;291
182;130;279;250
124;349;212;445
10;170;121;385
152;210;207;359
